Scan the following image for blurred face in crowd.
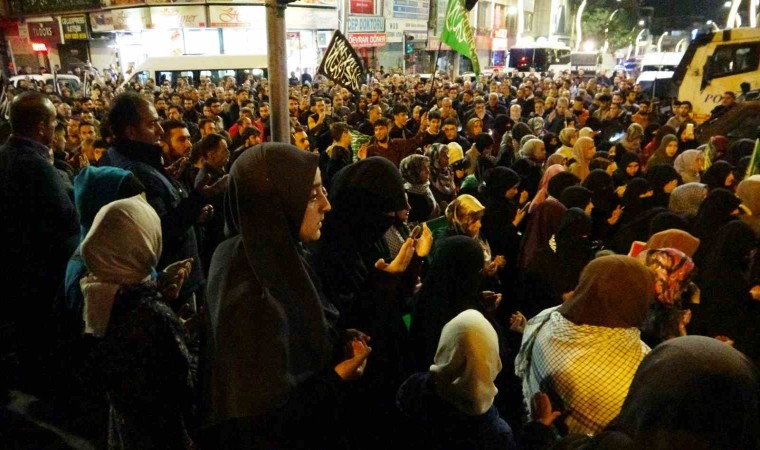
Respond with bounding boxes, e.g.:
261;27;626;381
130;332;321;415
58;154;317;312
293;130;310;151
168;107;182;121
429;117;441;134
374;124;389;142
67;118;80;141
666;140;679;157
368;105;382;123
299;169;331;242
166;126;192;160
202;121;216;137
57;103;72;119
206;139;230;171
184;98;194;111
129;101;164;146
289;99;298;115
443;123;458;140
79;124;97;144
626;161;640;177
155;98;167;112
394;110;408;128
678;103;691;117
534;102;545;116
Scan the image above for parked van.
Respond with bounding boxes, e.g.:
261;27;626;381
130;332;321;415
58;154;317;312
672;27;760;123
507;43;572;74
121;54;269;88
636;51;684;99
9;74;81;93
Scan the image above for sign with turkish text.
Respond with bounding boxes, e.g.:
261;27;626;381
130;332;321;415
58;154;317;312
111;8;151;31
348;32;387;48
61;15;89;41
392;0;430;20
347;16;385;32
90;11;114;32
350;0;375;14
150;5;206;29
27;20;61;44
317;30;366;94
208;5;265;28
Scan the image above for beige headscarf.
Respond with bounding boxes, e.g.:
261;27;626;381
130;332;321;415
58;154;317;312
558;255;655;328
570;136;595;181
80;195;162;337
430;309;502;416
646;229;701;257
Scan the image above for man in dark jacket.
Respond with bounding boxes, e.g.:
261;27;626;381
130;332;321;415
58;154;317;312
0;91;79;395
103;92;225;305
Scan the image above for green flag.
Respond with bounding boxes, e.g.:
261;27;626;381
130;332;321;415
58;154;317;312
441;0;480;74
746;138;760;178
350;128;372;160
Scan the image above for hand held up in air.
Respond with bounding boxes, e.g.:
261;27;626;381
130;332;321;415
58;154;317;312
375;237;415;273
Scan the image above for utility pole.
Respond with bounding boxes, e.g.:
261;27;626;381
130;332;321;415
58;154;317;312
266;0;290;143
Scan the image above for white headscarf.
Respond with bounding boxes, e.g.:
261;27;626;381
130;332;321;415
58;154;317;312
430;309;502;416
80;194;162;337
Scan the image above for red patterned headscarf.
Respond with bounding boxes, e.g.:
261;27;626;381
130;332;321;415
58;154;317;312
640;248;695;306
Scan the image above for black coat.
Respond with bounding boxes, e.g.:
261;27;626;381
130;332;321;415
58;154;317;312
0;136;79;389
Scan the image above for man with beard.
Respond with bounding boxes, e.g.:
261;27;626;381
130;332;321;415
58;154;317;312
366;115;430;166
358;104;382;137
253;102;271;142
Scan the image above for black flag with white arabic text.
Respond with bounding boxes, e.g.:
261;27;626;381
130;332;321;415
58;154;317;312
317;30;366;95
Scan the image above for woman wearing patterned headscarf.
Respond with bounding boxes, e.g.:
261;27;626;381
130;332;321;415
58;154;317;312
400;154;440;223
638;248;696;347
674;149;705;183
426;143;457;207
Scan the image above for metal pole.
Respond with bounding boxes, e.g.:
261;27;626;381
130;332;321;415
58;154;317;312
266;0;290;143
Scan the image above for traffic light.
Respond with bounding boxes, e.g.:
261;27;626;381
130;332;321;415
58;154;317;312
404;34;414;55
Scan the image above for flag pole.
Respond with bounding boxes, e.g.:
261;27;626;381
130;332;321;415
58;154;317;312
429;40;443;96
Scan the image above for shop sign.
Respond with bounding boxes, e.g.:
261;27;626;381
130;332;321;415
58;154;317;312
9;0;98;16
90;11;114;32
207;0;335;6
150;6;206;29
286;7;338;29
60;15;89;41
385;18;427;43
392;0;430;21
492;37;507;51
209;5;265;28
101;0;146;6
27;20;61;44
347;32;386;48
111;8;152;31
347;16;384;33
350;0;375;15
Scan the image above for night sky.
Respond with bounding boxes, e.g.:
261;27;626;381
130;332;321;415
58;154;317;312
645;0;723;19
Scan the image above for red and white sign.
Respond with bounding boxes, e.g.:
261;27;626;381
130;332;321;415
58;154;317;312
347;33;386;48
350;0;375;14
27;20;60;45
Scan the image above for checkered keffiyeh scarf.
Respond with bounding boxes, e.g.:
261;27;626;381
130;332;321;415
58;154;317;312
516;307;650;435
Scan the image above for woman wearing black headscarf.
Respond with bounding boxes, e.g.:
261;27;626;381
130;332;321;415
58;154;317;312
409;236;488;371
481;167;524;278
646;164;680;209
203;144;371;448
617;177;654;227
691;188;742;267
583;169;621;242
702;160;736;192
612;151;642;188
522;208;594;319
559;186;593;212
517;171;579;269
312;157;431;448
694;220;760;365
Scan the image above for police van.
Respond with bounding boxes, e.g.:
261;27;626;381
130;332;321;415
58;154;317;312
671;27;760;123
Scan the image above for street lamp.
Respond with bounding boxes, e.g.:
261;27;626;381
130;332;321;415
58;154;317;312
656;32;668;52
575;0;588;51
634;28;646;56
727;0;742;28
603;8;622;53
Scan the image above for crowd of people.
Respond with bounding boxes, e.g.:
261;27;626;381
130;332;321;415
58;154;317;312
1;65;759;449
